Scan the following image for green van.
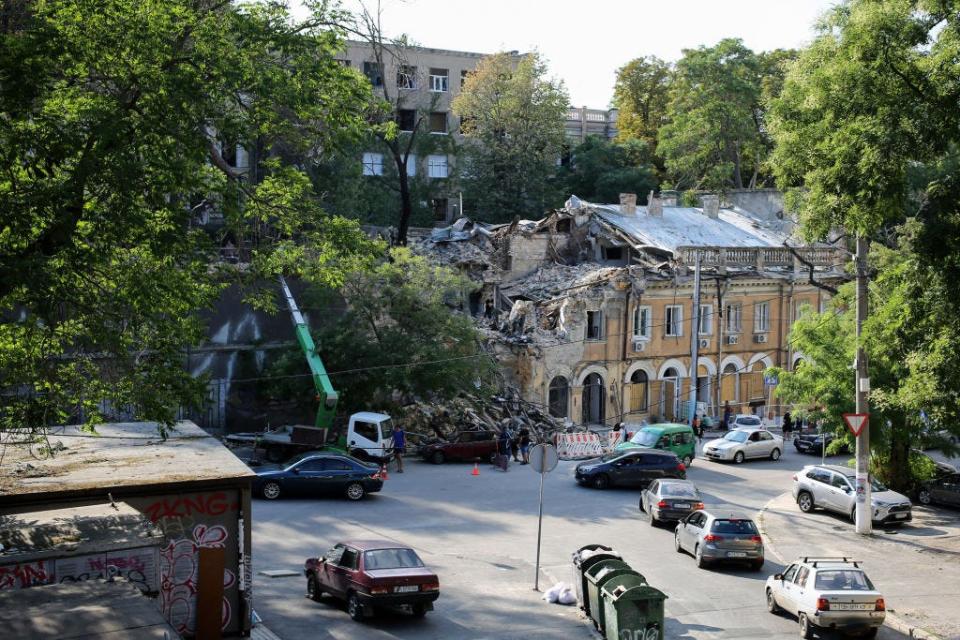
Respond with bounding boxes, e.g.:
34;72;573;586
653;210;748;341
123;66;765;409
615;423;697;466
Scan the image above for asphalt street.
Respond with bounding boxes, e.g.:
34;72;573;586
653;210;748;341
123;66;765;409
250;443;942;640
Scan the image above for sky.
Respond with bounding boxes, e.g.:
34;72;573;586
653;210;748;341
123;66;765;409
309;0;839;107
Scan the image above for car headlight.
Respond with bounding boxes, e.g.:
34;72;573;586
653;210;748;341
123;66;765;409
872;500;890;507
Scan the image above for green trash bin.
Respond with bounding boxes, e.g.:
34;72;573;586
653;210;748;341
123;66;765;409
584;560;639;632
572;548;621;617
600;578;668;640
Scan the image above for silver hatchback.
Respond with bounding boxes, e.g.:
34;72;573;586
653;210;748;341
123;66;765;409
792;465;912;525
674;510;764;570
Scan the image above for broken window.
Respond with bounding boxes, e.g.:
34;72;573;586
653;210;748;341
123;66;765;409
699;304;714;335
602;246;624;261
397;65;417;89
633;305;651;339
432;198;448;221
429;68;448;92
361;152;383;176
548;377;569;418
396;109;416;132
427;155;448;178
363;61;383;87
630;370;649;412
665;305;683;337
429;111;448;134
754;301;770;333
725;303;742;333
586;311;604;340
556;219;571;233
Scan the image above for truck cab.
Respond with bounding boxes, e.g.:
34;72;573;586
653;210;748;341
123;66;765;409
346;412;395;462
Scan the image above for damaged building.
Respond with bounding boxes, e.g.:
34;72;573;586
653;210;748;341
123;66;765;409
414;190;846;427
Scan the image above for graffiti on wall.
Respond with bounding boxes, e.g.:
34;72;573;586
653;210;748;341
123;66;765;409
54;548;159;592
0;561;53;590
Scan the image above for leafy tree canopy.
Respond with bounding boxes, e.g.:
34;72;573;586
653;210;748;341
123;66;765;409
557;137;657;204
612;55;671;163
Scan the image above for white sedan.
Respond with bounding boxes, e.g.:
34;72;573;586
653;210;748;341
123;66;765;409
703;427;782;463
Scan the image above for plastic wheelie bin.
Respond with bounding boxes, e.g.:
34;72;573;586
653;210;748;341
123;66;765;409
583;559;640;632
571;544;620;616
600;576;668;640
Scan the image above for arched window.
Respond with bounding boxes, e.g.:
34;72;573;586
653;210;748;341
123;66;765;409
630;370;648;412
581;373;605;424
548;377;569;419
721;362;739;404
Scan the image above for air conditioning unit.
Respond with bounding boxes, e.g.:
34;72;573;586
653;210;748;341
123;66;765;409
698;339;710;349
632;339;647;352
754;333;768;344
727;335;739;345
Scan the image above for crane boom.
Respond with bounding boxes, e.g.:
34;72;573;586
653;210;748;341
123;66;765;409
279;276;338;429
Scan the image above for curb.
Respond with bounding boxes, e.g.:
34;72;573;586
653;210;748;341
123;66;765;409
757;494;945;640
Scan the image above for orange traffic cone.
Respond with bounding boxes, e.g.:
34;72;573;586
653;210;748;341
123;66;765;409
471;463;480;476
380;465;389;481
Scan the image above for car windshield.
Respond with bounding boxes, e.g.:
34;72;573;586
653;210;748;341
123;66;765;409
380;419;394;441
711;519;758;534
363;548;424;570
723;431;749;443
871;478;888;492
815;570;874;591
737;417;761;425
629;430;660;447
661;484;699;498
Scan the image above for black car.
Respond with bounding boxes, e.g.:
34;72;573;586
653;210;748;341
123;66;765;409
252;452;384;501
575;450;686;490
793;430;849;455
640;479;704;526
918;472;960;508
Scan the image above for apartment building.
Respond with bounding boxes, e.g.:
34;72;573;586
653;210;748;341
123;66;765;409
565;106;619;143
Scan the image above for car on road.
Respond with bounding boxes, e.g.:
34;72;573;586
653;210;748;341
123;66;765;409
615;423;697;466
252;452;384;501
305;540;439;621
703;427;783;464
729;414;764;430
418;431;498;464
918;471;960;508
575;449;686;490
673;510;764;570
639;479;704;527
794;430;849;455
793;464;913;525
765;557;884;639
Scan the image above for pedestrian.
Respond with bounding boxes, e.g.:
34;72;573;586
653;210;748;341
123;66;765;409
693;414;702;443
390;423;406;473
783;411;793;441
510;427;521;462
723;402;733;431
497;430;511;471
519;428;531;464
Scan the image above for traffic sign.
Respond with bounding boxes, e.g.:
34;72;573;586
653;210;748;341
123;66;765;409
843;413;869;436
529;443;558;474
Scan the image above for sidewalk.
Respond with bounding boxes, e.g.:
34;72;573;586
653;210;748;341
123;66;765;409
758;492;960;640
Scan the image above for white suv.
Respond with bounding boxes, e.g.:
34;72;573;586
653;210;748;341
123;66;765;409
765;557;884;638
792;464;913;525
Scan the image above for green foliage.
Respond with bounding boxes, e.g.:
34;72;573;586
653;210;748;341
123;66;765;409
453;52;569;221
612;56;671;160
557;137;658;203
0;0;372;434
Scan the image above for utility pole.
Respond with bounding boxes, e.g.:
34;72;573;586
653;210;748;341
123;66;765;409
854;235;872;535
688;251;702;427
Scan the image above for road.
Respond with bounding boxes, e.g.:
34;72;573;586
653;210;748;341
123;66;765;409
251;443;931;639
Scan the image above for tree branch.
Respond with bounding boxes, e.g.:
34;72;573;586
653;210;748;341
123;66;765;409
783;241;843;295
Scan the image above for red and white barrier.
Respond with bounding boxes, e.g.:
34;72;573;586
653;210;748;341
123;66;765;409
553;431;605;460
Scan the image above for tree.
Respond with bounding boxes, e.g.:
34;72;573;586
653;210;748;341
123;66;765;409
657;39;793;191
612;56;671;164
557;137;657;203
453;52;568;221
0;0;373;437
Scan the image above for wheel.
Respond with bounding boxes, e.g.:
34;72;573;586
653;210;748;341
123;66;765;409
918;488;932;505
431;450;445;465
674;531;683;553
850;507;856;523
592;474;610;490
766;588;781;614
345;482;366;501
751;559;764;572
799;613;815;639
639;496;646;512
770;448;781;461
733;451;745;464
797;491;814;513
347;592;364;621
261;481;281;500
265;446;286;463
307;574;322;602
694;544;708;569
411;603;428;618
682;454;693;467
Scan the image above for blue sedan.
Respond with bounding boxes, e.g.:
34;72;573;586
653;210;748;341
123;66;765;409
252;453;384;501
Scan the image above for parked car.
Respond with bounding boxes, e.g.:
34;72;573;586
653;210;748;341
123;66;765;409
673;510;764;570
639;479;704;527
575;449;686;490
703;427;783;463
252;453;384;501
918;472;960;507
305;540;439;621
418;431;498;464
765;557;884;639
616;423;697;466
792;464;913;525
729;414;764;430
794;430;849;455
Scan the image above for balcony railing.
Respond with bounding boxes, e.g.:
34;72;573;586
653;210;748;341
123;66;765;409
675;246;845;270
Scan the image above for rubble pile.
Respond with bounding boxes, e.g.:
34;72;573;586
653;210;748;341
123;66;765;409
396;389;572;444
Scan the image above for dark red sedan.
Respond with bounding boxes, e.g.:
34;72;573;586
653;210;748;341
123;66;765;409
304;540;440;621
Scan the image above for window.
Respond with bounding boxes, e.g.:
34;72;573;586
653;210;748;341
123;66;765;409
807;468;832;484
699;304;713;335
338;547;359;570
361;152;383;176
586;310;604;340
363;61;383;87
295;459;326;472
363;548;424;570
429;68;448;92
754;301;770;332
814;570;874;591
630;370;648;411
429;111;447;134
665;305;683;337
725;303;742;333
432;198;448;221
427;155;448;178
601;246;624;261
782;564;798;582
396;109;416;132
404;153;416;177
627;305;649;340
548;376;569;418
830;473;851;490
326;458;353;471
397;65;417;89
461;69;469;88
795;566;810;587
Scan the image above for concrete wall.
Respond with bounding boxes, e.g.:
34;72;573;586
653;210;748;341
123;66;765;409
725;189;785;220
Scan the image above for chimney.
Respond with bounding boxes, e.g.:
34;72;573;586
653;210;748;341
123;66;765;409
701;194;720;219
647;191;663;217
619;193;637;215
660;189;679;207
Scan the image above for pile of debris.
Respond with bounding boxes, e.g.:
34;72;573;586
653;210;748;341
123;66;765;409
396;389;572;445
